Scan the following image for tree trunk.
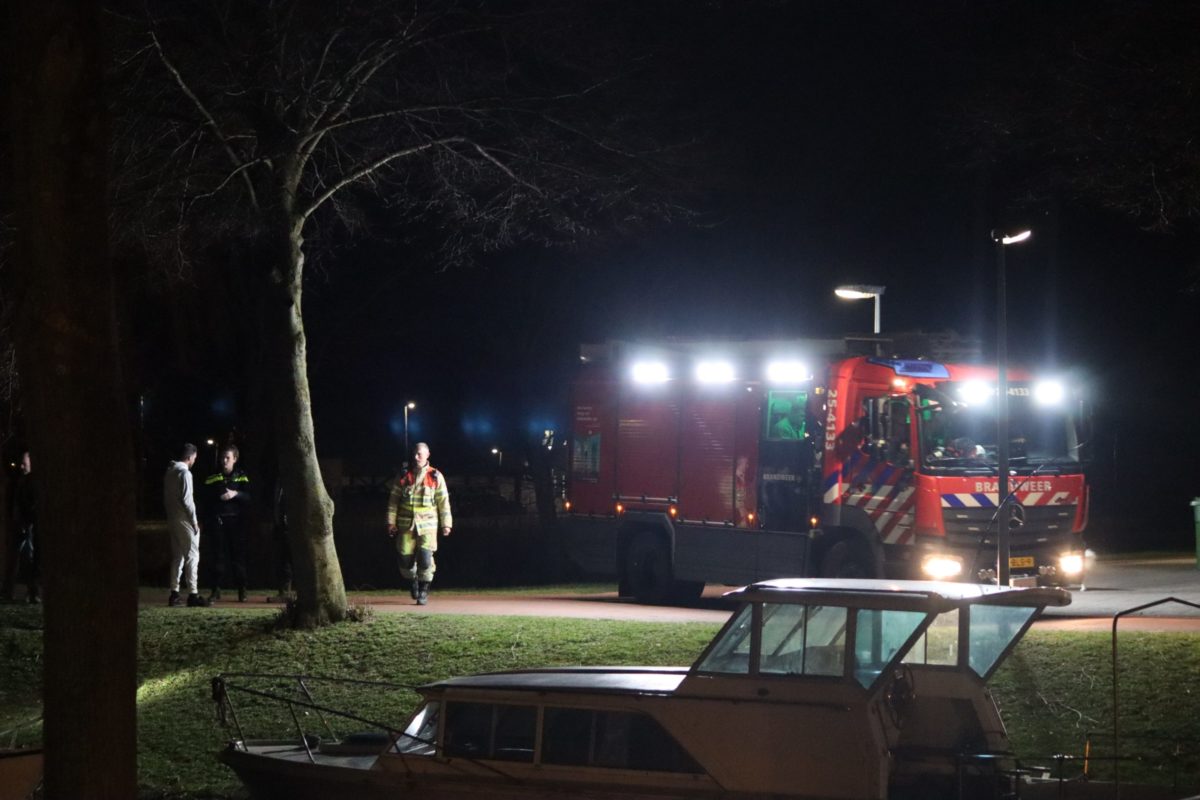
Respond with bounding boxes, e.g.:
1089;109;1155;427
265;214;348;625
6;1;139;797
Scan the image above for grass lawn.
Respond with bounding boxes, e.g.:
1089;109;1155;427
3;602;1199;798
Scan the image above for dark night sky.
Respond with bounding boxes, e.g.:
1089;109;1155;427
182;2;1200;544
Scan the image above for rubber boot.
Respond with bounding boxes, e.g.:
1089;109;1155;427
416;582;430;606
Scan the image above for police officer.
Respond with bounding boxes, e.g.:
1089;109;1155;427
386;442;452;605
203;445;252;602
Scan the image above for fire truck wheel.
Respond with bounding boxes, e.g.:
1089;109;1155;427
625;534;673;605
819;539;876;579
670;580;705;602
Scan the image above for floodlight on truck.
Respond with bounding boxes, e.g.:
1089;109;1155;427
695;360;736;384
957;380;994;406
1033;379;1066;406
766;359;810;384
631;360;670;384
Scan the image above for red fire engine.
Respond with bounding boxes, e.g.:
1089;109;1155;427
563;340;1089;603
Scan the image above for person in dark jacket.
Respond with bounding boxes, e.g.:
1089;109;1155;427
267;484;293;603
202;445;252;602
2;452;38;603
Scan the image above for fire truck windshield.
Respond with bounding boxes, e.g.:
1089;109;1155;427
916;385;1080;472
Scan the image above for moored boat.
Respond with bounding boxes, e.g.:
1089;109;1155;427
218;579;1070;800
0;747;43;800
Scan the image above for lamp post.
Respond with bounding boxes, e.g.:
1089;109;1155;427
403;401;416;455
491;447;503;468
834;284;886;334
992;228;1031;586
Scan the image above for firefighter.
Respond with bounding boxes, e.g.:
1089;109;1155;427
386;441;452;605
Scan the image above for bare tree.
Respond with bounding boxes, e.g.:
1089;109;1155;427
5;0;138;795
960;2;1200;238
109;0;697;625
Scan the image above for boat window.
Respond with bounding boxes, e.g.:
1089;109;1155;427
853;608;926;687
903;608;960;667
543;708;702;773
694;604;753;674
968;605;1036;678
759;604;847;677
443;702;536;763
394;702;439;755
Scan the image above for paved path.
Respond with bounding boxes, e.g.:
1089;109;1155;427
161;556;1200;632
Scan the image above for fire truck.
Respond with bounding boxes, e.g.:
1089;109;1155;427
563;340;1090;603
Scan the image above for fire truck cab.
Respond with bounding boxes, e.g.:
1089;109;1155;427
563;340;1089;603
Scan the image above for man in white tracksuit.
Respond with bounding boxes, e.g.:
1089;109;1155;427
164;443;209;607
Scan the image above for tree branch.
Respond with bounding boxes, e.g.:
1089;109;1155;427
149;30;259;210
299;139;453;222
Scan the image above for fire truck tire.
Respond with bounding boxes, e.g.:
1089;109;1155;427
625;534;674;604
819;539;877;579
670;579;705;602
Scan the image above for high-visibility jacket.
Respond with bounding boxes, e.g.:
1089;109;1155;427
202;468;252;523
387;464;452;541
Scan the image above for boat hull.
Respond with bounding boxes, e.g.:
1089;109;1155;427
221;741;780;800
0;749;43;800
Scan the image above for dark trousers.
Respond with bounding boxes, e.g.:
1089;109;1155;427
2;524;38;600
206;516;247;591
273;523;293;593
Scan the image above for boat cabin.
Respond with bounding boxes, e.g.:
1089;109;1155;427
373;579;1069;799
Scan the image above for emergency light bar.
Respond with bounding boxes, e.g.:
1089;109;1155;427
868;358;950;379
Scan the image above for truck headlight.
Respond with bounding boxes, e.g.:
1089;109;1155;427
921;555;963;580
1058;553;1085;576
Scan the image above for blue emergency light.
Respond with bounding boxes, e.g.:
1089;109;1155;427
867;358;951;379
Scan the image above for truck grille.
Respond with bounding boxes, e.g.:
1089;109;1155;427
942;505;1077;541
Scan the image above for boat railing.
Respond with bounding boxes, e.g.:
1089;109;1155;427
1080;732;1200;792
1111;596;1200;793
212;672;421;763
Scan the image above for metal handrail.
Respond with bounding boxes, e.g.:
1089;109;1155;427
1112;597;1200;797
1082;730;1200;792
212;672;536;784
212;673;418;764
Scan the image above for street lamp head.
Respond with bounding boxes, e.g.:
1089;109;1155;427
992;229;1032;246
834;284;885;300
406;401;416;410
835;284;886;335
491;448;500;455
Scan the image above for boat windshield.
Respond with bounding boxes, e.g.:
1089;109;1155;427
394;702;439;755
968;604;1037;679
694;604;755;674
853;608;926;687
693;603;849;678
696;597;1037;685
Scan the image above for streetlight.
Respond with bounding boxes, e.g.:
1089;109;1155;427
834;284;886;334
403;401;416;455
491;447;503;468
992;228;1032;586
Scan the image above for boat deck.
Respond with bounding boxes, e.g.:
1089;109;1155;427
241;742;379;771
